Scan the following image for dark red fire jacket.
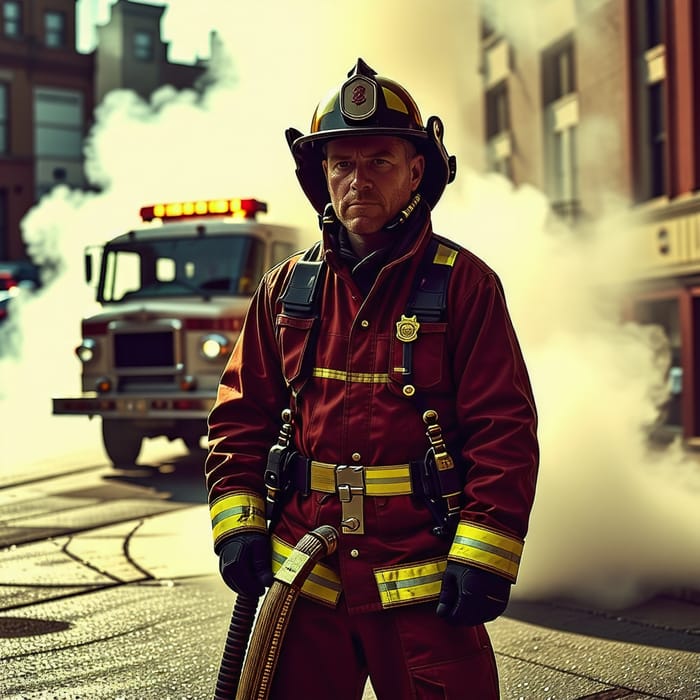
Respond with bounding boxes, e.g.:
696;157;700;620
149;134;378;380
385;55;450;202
206;210;539;615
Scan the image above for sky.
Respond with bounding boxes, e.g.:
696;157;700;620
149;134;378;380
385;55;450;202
2;0;699;609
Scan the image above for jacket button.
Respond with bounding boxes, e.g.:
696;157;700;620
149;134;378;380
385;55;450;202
350;549;360;558
352;452;361;462
360;319;369;328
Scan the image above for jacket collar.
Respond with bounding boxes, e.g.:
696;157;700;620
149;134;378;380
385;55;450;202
322;196;431;290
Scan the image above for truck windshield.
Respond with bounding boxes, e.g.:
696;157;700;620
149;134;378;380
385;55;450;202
98;235;265;302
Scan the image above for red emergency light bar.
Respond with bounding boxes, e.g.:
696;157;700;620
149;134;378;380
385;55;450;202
139;198;268;222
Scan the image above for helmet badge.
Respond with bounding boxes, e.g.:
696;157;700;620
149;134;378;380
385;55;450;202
352;85;367;106
341;75;377;121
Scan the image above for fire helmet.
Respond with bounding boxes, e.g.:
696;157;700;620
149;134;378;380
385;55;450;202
286;58;457;214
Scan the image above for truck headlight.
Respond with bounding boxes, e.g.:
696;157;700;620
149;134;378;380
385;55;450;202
75;338;98;364
200;333;231;360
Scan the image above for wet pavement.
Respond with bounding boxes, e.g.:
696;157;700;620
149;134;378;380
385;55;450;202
1;503;698;699
1;446;698;699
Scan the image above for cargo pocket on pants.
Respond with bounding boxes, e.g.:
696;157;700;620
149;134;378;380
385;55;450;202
409;647;499;700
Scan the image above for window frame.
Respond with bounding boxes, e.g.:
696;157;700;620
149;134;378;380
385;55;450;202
44;10;66;48
0;83;8;154
133;29;154;62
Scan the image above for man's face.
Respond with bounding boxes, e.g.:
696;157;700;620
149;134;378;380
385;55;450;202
322;135;424;236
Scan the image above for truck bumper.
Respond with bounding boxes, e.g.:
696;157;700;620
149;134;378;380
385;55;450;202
52;393;215;420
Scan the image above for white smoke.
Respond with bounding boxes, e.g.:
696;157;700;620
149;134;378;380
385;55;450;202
1;0;698;607
439;172;700;607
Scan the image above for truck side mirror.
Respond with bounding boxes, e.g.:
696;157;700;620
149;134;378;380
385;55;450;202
84;252;93;283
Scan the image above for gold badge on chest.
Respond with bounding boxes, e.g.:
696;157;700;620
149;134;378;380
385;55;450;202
396;314;420;343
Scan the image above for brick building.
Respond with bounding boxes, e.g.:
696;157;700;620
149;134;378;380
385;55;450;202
0;0;206;262
0;0;94;260
480;0;700;443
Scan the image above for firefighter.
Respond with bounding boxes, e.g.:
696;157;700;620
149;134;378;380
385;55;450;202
206;58;539;699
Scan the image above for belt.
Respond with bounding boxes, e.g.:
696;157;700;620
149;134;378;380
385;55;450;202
309;460;414;496
288;454;418;535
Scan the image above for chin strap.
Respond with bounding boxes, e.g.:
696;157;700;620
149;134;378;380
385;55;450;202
318;202;338;231
317;193;423;233
385;192;422;231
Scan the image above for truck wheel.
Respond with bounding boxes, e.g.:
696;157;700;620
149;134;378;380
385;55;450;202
102;419;143;467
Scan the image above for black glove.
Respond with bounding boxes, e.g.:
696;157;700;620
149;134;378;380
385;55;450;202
436;562;511;626
218;533;274;598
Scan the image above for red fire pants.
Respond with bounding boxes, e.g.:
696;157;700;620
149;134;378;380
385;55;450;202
268;596;500;699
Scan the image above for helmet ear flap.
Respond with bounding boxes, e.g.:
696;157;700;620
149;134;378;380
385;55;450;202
285;127;303;153
426;116;457;185
286;127;330;214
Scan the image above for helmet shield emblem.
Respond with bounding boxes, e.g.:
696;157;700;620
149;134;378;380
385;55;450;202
340;76;377;121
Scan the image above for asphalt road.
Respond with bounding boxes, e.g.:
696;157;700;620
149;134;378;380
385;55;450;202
1;440;699;699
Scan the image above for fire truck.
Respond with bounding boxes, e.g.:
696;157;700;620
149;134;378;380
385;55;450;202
52;197;300;467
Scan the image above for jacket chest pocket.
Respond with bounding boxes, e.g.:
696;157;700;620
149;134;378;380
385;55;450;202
388;322;449;393
276;314;315;387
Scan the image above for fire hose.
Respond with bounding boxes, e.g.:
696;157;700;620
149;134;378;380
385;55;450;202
213;524;339;700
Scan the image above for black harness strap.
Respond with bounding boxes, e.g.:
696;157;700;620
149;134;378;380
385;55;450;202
276;235;461;538
406;237;452;323
401;237;462;538
279;240;324;318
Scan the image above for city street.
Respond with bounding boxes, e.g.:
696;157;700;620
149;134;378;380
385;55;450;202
0;440;698;700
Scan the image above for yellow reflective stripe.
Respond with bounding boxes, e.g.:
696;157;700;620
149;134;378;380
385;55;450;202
449;522;523;582
309;462;413;496
374;558;447;608
271;536;341;607
312;367;389;383
382;87;409;115
434;243;457;267
210;492;266;543
309;463;337;492
364;465;413;496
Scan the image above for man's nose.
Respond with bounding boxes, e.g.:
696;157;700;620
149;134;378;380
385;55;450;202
351;163;373;190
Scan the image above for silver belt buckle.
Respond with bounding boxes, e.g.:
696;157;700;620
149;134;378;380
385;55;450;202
336;465;365;535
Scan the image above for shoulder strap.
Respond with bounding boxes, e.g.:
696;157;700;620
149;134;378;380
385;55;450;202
279;241;324;318
398;236;457;400
406;237;457;322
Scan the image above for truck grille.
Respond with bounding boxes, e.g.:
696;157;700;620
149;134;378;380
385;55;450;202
113;330;176;368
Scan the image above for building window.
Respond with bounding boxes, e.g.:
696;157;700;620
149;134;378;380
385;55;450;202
485;82;509;139
543;41;575;104
44;11;66;48
647;81;666;198
0;188;7;259
634;296;682;432
133;30;154;61
34;87;83;159
542;38;580;220
2;0;21;37
0;83;7;154
485;81;512;177
645;0;665;49
632;0;667;202
552;126;578;207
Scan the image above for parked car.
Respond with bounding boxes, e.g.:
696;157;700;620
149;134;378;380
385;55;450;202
0;260;42;324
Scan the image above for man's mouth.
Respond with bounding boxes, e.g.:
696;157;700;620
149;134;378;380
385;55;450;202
347;201;379;209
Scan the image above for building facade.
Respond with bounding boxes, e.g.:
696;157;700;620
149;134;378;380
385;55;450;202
480;0;700;443
0;0;206;262
0;0;94;260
